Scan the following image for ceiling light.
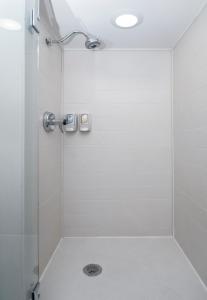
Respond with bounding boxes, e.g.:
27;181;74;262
115;14;138;28
0;18;21;31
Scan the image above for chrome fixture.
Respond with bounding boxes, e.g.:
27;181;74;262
62;114;78;132
43;112;80;133
45;31;101;49
83;264;102;277
43;112;62;132
31;8;40;34
31;282;40;300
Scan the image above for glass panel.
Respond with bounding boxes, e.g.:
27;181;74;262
0;0;39;299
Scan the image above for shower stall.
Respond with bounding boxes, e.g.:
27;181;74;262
0;0;207;299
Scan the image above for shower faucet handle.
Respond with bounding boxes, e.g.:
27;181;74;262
43;112;62;132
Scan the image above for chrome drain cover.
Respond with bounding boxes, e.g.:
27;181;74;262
83;264;102;277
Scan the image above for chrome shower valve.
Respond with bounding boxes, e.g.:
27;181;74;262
43;111;62;132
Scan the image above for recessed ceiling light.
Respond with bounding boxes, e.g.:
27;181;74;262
0;18;21;31
115;14;138;28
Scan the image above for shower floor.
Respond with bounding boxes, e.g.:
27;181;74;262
40;237;207;300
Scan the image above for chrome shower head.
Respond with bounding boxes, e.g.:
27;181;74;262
85;37;101;49
46;31;102;50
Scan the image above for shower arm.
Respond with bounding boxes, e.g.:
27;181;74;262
46;31;88;46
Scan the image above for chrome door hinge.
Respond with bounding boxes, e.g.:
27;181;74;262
31;8;40;34
31;0;40;34
32;282;40;300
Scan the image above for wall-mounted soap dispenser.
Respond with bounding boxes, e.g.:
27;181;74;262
79;113;91;132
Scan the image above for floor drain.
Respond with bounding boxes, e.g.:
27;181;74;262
83;264;102;277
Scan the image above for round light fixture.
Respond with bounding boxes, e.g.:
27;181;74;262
115;14;138;28
0;18;21;31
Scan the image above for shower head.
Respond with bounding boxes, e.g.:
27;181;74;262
85;37;101;49
46;31;102;50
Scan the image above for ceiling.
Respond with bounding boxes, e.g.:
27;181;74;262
51;0;207;49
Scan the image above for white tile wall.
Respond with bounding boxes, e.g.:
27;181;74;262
38;10;62;274
63;50;173;236
174;5;207;286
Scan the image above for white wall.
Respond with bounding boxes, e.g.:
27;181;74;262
174;5;207;286
63;50;173;236
39;4;62;274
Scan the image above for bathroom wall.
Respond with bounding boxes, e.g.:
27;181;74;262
39;3;62;274
174;5;207;286
63;50;173;236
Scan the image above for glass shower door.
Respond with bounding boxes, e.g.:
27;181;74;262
0;0;39;299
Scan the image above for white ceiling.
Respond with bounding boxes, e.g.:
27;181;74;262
51;0;207;49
